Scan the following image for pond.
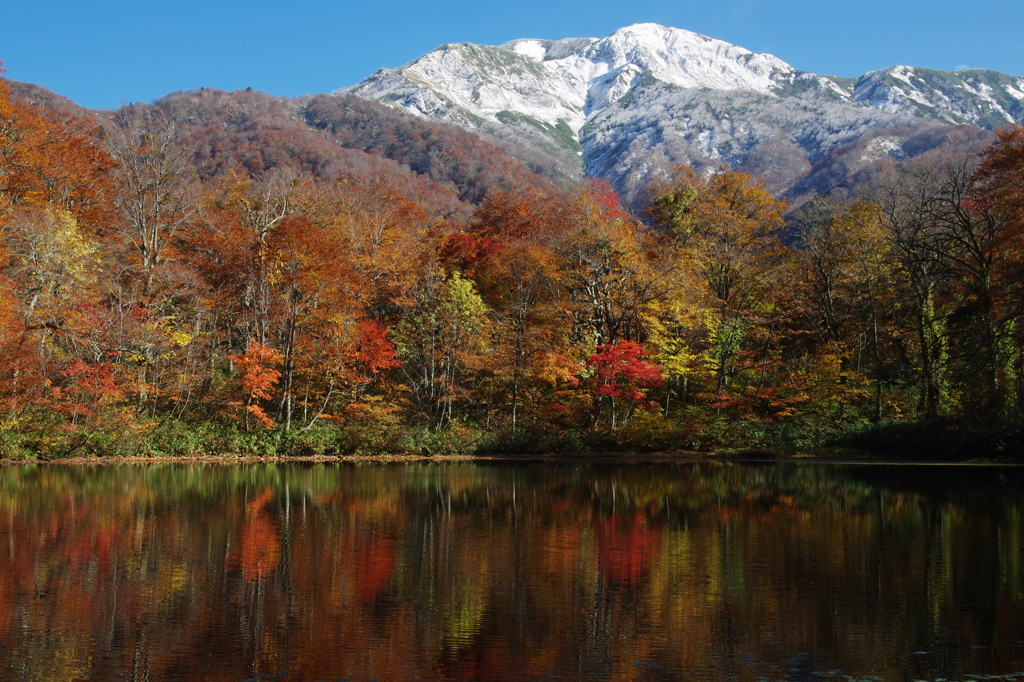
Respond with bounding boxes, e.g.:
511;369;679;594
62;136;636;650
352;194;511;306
0;461;1022;681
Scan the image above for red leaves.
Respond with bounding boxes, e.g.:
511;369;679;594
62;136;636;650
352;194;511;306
56;360;123;422
589;179;627;220
355;319;400;377
588;341;663;402
439;232;501;272
228;341;283;429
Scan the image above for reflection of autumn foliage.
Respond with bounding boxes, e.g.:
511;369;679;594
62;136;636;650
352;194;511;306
232;488;281;582
0;465;1023;681
62;522;118;572
596;512;663;585
352;536;397;602
538;523;582;578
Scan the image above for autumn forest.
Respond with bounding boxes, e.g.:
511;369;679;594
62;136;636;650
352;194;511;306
3;67;1024;459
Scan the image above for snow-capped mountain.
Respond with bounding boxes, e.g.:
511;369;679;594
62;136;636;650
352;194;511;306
340;24;1024;200
848;66;1024;127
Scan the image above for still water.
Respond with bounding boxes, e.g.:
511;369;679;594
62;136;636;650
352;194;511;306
0;461;1022;681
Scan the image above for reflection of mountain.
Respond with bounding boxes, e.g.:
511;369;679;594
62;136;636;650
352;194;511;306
344;23;1020;202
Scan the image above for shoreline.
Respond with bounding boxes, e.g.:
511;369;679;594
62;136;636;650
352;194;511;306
3;417;1020;466
3;450;1020;466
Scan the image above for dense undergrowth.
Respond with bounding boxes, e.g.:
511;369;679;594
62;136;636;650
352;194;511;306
3;414;1019;462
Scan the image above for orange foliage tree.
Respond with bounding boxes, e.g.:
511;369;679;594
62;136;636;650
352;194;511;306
228;341;284;430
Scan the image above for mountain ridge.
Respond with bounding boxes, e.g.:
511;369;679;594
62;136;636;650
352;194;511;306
341;23;1022;202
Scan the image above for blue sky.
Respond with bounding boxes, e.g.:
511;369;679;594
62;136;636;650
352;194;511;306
4;0;1024;110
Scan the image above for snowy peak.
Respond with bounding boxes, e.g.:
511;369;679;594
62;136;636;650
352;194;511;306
502;37;599;62
344;24;805;125
577;23;796;94
504;23;804;104
344;23;1024;134
340;23;1024;201
347;40;587;132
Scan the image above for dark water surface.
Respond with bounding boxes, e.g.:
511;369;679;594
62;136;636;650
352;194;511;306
1;461;1023;682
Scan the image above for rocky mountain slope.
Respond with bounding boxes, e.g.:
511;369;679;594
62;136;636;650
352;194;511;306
342;23;1022;202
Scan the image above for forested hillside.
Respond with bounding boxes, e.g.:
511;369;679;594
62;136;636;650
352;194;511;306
2;70;1024;459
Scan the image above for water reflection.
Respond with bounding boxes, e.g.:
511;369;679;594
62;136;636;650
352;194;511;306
0;462;1022;681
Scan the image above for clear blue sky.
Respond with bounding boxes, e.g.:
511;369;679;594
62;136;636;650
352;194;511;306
4;0;1024;110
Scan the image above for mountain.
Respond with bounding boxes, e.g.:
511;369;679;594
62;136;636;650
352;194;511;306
342;23;1022;203
5;80;563;216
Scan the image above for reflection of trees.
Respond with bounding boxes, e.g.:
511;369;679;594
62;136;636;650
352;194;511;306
0;463;1020;680
597;511;662;585
232;487;280;581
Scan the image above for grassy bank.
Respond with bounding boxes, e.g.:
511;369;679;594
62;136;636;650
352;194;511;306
1;416;1021;463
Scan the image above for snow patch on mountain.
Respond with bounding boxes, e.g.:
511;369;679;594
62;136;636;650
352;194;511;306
860;135;906;163
340;23;1022;201
344;24;808;129
851;66;1024;127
